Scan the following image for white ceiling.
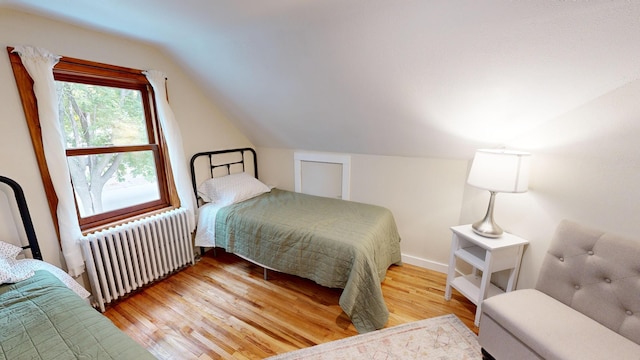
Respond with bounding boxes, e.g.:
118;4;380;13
3;0;640;159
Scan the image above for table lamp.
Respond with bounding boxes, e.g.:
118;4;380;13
467;149;531;238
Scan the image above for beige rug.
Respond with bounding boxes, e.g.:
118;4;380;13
268;314;481;359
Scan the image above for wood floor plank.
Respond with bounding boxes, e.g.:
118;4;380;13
104;249;477;359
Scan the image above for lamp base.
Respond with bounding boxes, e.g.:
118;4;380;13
472;190;504;238
472;219;503;238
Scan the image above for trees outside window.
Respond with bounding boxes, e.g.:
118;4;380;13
9;49;175;232
57;81;163;219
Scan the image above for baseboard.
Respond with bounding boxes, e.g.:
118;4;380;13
401;254;448;274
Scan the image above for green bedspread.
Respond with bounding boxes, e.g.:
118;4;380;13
215;189;402;333
0;270;154;360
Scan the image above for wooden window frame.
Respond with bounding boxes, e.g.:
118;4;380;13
8;47;179;235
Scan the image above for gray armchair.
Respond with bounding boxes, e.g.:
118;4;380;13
479;220;640;359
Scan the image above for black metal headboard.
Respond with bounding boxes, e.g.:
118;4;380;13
189;148;258;205
0;176;43;260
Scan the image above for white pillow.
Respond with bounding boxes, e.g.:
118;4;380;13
0;258;13;284
0;257;34;284
197;178;217;203
0;241;22;259
197;172;270;205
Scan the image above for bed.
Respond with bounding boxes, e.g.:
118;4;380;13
190;148;402;333
0;175;154;359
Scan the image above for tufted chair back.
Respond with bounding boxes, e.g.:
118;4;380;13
536;219;640;345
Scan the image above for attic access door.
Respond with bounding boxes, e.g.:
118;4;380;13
294;152;351;200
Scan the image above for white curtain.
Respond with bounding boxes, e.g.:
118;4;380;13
12;45;85;277
144;70;196;231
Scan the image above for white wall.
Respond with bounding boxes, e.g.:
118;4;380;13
0;8;251;270
460;78;640;289
4;8;638;296
257;147;469;272
260;78;640;290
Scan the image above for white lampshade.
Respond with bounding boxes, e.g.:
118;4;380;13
468;149;530;193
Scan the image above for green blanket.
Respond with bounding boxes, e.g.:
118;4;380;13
0;270;154;359
215;189;402;333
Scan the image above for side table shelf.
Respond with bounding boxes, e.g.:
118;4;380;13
444;224;528;326
450;274;504;306
455;246;485;269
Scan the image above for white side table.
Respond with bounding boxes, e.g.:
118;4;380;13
444;224;528;326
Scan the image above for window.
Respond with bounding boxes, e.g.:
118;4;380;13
9;49;176;231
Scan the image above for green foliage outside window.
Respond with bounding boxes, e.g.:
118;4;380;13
56;81;159;217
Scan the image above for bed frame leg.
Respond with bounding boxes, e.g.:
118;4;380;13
200;247;217;257
481;348;496;360
264;268;268;280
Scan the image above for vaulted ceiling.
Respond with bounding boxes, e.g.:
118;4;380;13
3;0;640;159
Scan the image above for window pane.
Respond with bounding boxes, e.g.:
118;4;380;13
56;81;149;148
67;151;160;217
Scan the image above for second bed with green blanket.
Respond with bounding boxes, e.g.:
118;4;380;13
208;188;402;333
0;270;154;359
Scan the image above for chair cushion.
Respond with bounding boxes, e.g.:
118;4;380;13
480;289;640;360
536;220;640;344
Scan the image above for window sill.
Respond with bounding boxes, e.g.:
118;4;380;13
81;206;179;235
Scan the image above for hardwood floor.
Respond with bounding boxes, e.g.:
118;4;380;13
104;249;477;359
